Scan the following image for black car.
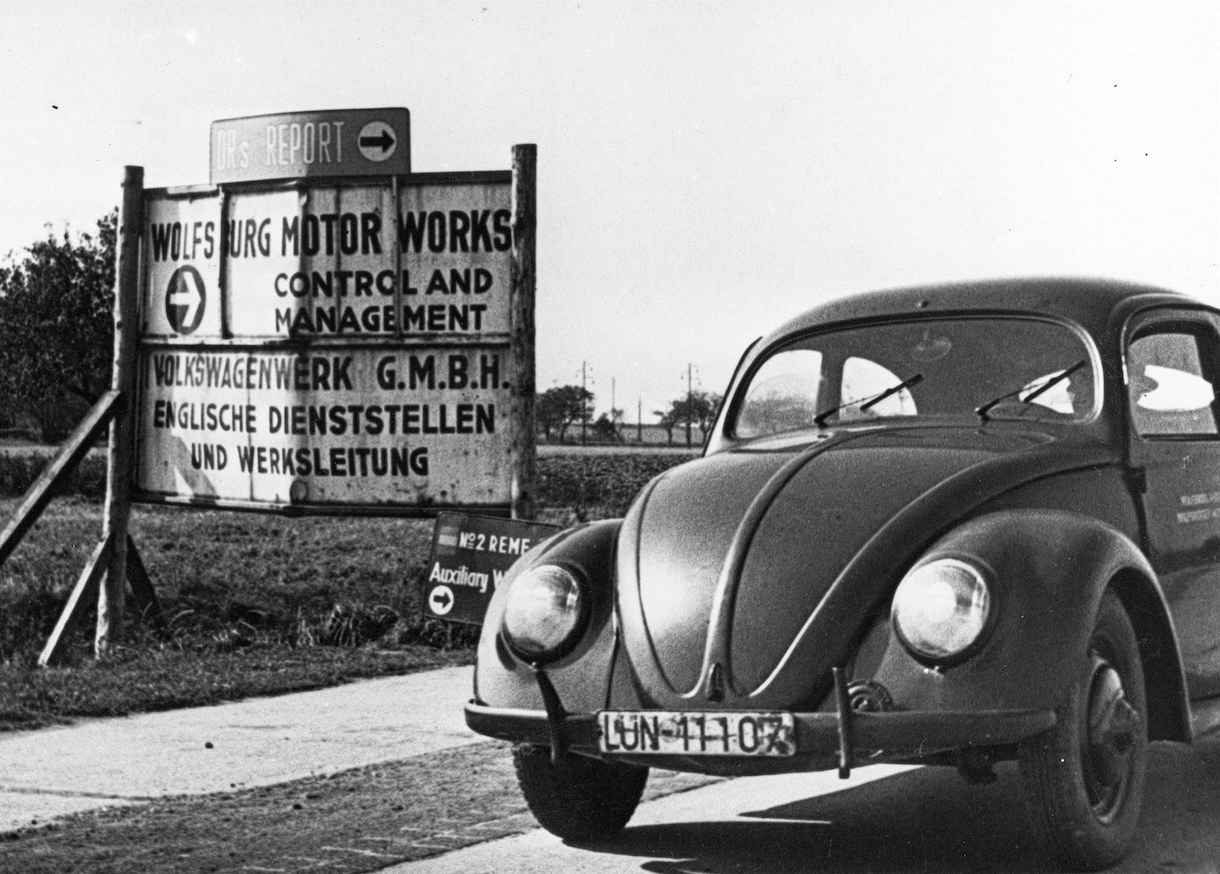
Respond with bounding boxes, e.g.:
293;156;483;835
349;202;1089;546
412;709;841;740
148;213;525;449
467;278;1220;869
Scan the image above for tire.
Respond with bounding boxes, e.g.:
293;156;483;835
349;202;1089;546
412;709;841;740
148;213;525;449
1018;590;1148;870
513;744;649;842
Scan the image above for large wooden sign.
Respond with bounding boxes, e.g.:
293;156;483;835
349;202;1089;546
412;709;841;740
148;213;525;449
21;113;537;660
135;172;527;514
129;111;535;517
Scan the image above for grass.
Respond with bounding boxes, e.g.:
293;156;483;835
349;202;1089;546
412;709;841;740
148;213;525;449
0;449;693;731
0;499;480;730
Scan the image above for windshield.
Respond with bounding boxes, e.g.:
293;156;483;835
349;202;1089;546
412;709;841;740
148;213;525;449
731;317;1096;439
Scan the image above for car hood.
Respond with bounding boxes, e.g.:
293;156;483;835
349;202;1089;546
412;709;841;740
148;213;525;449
615;425;1112;708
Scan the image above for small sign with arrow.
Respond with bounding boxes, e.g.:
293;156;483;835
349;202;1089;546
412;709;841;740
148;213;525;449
423;513;561;625
210;107;410;184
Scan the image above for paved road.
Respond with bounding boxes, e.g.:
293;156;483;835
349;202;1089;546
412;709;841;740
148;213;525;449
386;735;1220;874
5;662;1219;872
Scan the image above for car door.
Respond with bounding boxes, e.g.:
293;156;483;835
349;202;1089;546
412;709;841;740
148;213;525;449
1125;308;1220;700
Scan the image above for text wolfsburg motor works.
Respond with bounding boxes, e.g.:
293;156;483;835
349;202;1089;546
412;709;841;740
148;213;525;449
148;208;510;335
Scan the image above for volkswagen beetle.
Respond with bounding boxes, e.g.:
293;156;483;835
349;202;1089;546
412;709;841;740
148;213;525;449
466;278;1220;869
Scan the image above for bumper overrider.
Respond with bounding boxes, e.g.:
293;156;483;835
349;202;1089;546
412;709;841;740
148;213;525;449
465;669;1056;777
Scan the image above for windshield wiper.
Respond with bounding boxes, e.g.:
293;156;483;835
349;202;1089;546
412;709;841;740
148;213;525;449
975;359;1088;421
814;373;923;428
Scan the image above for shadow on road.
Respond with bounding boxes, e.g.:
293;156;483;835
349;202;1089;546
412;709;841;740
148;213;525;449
583;736;1220;874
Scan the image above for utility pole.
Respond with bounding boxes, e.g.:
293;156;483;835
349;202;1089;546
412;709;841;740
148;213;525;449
686;363;693;448
581;361;588;446
638;397;643;443
611;377;617;442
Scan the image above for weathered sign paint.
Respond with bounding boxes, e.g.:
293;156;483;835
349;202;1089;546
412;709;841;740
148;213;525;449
137;346;510;507
141;180;512;340
136;170;524;514
210;109;411;184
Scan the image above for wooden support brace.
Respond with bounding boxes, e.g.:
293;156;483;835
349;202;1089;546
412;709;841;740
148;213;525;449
0;390;120;570
38;532;115;667
36;534;166;666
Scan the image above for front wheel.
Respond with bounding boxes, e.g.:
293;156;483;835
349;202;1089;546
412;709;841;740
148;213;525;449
513;744;649;842
1018;590;1148;870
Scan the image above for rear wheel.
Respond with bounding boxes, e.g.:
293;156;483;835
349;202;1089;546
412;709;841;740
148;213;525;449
1018;590;1147;870
513;744;649;842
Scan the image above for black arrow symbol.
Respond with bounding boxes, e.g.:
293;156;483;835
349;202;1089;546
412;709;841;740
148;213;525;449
431;589;451;608
359;129;394;152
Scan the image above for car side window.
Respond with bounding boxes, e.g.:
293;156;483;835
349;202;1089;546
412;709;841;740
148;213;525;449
1127;329;1220;437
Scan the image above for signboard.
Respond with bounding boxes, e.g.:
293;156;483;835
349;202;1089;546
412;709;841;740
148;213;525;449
211;108;411;184
136;346;510;507
141;179;512;340
46;116;534;659
136;173;518;512
133;120;535;517
424;513;560;624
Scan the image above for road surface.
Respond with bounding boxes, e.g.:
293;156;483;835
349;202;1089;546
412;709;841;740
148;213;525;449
388;734;1220;874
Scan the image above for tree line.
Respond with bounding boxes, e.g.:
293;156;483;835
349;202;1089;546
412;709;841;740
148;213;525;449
537;384;721;447
0;210;720;446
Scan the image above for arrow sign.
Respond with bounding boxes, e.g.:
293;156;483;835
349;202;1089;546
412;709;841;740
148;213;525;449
428;584;455;616
357;121;398;162
210;108;410;183
424;514;561;625
359;129;394;152
165;265;206;335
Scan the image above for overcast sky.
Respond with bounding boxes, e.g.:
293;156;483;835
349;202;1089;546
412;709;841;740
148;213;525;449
2;1;1217;420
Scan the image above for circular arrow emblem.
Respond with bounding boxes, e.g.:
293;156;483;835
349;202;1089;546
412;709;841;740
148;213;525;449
428;584;455;616
357;121;397;162
165;265;206;335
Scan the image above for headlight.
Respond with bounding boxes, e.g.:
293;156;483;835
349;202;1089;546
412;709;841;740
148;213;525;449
891;558;991;663
502;564;587;664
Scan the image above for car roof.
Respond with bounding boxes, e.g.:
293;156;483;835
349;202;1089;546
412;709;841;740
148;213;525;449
767;277;1201;345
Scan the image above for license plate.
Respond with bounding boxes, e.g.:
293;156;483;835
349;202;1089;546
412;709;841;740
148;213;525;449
597;710;796;756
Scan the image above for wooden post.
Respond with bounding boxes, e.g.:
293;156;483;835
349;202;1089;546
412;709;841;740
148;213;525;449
509;144;537;521
96;165;143;654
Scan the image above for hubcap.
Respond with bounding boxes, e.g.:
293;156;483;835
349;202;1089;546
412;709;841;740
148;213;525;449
1083;653;1140;819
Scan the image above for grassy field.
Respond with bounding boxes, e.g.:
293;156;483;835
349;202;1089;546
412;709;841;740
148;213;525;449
0;448;695;730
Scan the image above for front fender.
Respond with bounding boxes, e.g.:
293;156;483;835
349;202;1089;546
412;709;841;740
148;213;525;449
473;519;622;715
873;509;1190;742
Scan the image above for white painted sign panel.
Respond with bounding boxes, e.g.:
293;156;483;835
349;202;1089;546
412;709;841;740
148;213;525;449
135;346;512;508
141;181;512;341
143;191;222;337
137;171;520;513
